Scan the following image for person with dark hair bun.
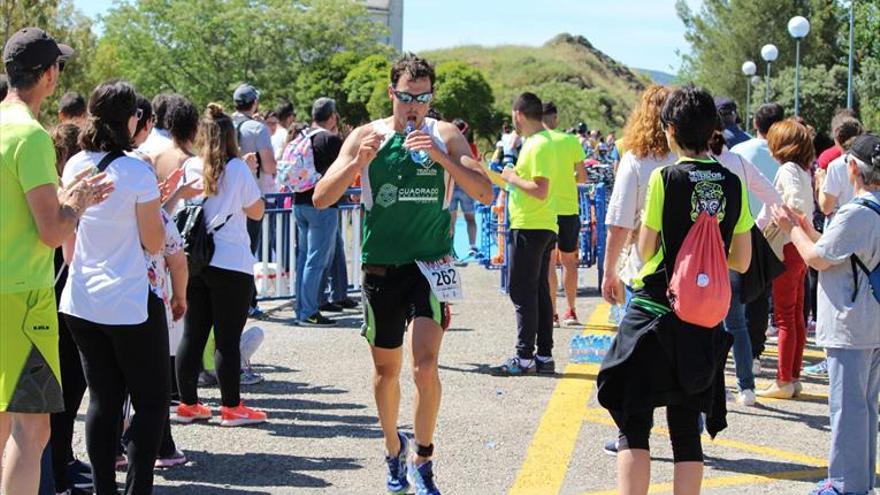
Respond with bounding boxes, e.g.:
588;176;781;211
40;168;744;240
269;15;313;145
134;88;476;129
59;79;169;495
597;84;753;494
152;95;199;182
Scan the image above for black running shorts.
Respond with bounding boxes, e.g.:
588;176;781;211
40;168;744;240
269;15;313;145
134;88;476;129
361;263;448;349
556;214;581;253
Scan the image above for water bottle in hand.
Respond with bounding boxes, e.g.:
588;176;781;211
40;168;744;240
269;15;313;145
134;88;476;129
405;120;430;165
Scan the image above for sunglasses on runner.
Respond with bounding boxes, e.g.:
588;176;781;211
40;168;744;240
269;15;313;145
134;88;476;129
391;88;433;105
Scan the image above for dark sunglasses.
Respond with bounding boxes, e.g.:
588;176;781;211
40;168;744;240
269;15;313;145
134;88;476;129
391;88;433;105
134;108;144;120
58;59;66;72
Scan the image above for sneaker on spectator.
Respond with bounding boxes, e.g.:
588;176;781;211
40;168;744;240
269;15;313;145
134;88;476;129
220;402;267;426
809;479;845;495
562;308;579;326
248;305;264;318
803;360;828;379
489;357;536;376
319;302;344;313
240;366;264;386
552;314;560;328
115;455;128;471
736;389;757;406
155;448;188;469
301;312;335;327
468;247;482;259
603;439;619;456
65;458;93;492
198;370;217;387
793;380;804;397
336;298;359;310
174;403;212;423
535;357;555;375
752;358;762;377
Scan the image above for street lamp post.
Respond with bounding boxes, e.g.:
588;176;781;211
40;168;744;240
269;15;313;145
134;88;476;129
742;61;757;131
761;44;779;103
788;16;811;116
847;0;855;108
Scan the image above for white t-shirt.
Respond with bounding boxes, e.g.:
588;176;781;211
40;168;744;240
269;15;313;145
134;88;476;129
272;127;288;160
605;151;676;284
822;154;854;215
714;149;781;229
183;157;262;275
138;128;172;156
60;151;161;325
605;151;676;230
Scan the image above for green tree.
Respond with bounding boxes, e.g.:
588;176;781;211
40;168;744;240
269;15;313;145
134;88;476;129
752;64;848;134
100;0;386;111
342;54;392;125
676;0;844;108
852;0;880;130
1;0;97;122
433;61;496;139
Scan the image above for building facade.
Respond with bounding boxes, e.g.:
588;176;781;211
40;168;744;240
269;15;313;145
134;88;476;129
363;0;403;51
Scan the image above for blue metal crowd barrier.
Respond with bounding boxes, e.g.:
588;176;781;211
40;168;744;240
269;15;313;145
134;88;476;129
254;188;361;302
475;183;608;293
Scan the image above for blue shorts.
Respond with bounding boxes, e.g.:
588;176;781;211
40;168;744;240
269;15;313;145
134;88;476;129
450;187;475;215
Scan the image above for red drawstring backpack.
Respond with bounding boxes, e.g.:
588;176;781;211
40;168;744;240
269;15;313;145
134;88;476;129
664;210;731;328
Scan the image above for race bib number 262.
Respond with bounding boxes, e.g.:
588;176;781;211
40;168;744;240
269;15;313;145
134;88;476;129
415;257;463;302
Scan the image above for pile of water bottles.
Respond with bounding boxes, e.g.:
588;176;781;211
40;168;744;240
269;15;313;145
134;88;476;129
569;334;614;363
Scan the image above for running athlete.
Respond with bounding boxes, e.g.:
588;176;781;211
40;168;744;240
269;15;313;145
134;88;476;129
1;28;112;494
313;53;492;495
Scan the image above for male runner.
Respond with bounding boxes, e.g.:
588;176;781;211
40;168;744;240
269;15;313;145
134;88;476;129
542;102;587;326
313;54;492;495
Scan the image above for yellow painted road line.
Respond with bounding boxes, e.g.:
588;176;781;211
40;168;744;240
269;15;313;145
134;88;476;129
509;303;610;495
580;468;827;495
508;362;600;495
584;303;617;333
581;408;828;466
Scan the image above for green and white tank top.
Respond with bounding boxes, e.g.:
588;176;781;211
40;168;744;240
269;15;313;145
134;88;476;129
361;118;453;265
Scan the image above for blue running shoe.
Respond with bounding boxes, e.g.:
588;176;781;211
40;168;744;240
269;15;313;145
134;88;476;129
385;432;409;494
408;459;441;495
804;360;829;379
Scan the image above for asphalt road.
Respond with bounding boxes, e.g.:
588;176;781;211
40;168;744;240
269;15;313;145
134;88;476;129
69;264;853;494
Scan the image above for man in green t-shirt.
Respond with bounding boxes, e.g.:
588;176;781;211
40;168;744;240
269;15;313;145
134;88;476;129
0;28;112;494
313;54;492;495
542;102;587;327
490;92;560;377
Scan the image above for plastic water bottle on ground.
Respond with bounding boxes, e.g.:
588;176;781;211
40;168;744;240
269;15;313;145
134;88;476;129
405;120;430;165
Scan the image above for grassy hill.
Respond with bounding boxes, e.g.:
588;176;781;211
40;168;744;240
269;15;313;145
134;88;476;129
423;34;649;135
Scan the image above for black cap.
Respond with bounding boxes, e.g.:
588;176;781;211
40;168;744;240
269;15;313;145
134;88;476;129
714;97;737;114
3;27;73;68
850;134;880;169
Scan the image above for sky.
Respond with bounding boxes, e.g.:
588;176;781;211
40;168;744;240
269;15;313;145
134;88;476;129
73;0;701;73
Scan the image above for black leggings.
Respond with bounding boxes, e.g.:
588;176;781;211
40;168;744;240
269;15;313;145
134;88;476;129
508;229;557;359
177;266;253;408
615;406;703;463
64;293;170;495
50;303;88;492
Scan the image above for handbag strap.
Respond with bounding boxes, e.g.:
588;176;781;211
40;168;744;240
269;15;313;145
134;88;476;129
96;150;125;173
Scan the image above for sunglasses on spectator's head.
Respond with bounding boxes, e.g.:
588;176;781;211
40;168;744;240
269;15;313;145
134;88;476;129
391;88;433;105
134;108;144;120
